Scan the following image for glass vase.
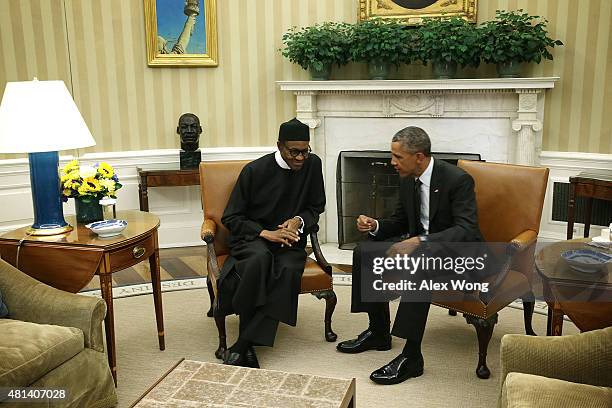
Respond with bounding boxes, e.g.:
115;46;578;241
309;63;331;80
75;197;104;224
496;60;522;78
432;60;458;79
368;61;390;80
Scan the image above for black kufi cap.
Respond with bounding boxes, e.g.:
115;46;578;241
278;118;310;142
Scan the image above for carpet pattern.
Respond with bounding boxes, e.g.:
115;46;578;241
79;246;553;318
111;286;579;408
81;247;209;291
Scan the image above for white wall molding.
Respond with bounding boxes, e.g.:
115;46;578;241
1;147;609;247
0;147;274;248
539;151;612;172
539;151;612;240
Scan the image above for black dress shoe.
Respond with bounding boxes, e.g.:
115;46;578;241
370;354;424;385
222;350;245;366
336;329;392;354
244;346;260;369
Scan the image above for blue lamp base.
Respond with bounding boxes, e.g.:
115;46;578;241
26;151;73;236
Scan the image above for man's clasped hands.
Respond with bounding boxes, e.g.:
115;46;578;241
259;216;302;247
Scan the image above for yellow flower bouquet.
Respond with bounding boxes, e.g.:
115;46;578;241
60;160;122;201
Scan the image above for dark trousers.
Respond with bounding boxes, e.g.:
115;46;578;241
351;242;430;348
218;238;306;347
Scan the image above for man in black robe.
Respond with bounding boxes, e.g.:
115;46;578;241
217;118;325;368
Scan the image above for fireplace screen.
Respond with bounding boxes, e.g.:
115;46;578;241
336;151;482;249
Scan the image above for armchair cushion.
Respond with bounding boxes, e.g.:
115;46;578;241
501;372;612;408
432;269;530;318
0;319;84;388
0;288;7;318
300;258;333;293
500;327;612;388
213;255;332;295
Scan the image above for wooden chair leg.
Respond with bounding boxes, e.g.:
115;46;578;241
448;309;457;316
206;277;215;317
521;294;537;336
214;314;227;360
313;290;338;342
465;314;498;379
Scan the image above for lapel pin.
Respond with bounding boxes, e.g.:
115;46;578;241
434;189;439;193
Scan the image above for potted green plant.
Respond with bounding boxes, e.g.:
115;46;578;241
280;22;350;80
418;17;481;79
479;9;563;78
349;18;412;80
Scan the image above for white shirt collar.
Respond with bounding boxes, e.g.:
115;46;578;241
275;150;291;169
417;157;434;187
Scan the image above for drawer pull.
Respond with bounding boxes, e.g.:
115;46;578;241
133;246;146;259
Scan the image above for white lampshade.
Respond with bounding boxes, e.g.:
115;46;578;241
0;79;96;153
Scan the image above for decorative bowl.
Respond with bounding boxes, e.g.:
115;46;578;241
86;219;127;238
561;249;611;274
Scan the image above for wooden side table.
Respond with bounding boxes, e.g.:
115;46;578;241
137;166;200;211
566;173;612;239
535;239;612;336
0;210;164;386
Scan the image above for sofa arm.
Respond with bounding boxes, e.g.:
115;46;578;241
499;328;612;390
500;372;612;408
0;259;106;353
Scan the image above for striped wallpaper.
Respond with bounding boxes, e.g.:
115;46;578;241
0;0;610;160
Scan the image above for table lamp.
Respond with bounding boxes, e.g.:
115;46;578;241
0;79;96;235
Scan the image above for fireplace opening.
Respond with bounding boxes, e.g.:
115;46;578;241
336;151;482;249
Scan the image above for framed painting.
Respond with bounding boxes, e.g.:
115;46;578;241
359;0;477;25
144;0;218;67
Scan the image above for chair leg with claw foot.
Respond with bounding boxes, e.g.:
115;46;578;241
521;294;537;336
313;290;337;342
466;314;498;379
214;314;227;360
206;277;215;317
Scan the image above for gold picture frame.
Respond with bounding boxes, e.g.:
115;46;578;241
359;0;477;25
144;0;218;67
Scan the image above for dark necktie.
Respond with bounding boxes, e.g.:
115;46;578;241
414;178;425;235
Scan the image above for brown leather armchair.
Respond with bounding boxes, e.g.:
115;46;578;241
199;160;337;359
432;160;549;379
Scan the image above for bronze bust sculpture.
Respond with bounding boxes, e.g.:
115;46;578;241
177;113;202;169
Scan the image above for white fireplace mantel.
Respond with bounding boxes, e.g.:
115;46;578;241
278;78;559;243
279;77;558;167
278;77;558;92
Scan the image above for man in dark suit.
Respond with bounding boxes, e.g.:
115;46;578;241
336;126;484;385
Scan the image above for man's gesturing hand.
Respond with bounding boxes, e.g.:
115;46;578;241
356;215;377;233
260;229;300;246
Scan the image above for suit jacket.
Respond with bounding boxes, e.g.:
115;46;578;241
374;158;483;243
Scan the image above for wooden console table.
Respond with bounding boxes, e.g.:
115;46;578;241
0;210;164;386
137;166;200;211
566;172;612;239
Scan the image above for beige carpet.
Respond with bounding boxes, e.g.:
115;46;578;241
113;286;578;408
